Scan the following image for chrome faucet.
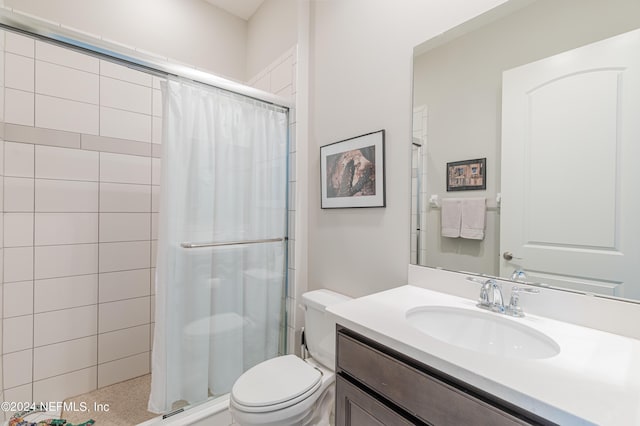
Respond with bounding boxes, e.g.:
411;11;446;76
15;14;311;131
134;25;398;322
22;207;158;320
506;286;539;317
467;277;505;313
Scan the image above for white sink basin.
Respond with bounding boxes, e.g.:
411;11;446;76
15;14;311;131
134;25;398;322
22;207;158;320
406;306;560;359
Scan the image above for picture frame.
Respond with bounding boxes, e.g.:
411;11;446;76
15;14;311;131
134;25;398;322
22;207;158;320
320;130;386;208
446;158;486;191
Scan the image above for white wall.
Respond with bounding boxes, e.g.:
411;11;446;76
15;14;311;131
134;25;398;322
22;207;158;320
306;0;509;297
4;0;248;81
246;0;297;80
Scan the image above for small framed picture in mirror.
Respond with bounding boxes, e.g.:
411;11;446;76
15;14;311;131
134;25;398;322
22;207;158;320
446;158;486;191
320;130;386;208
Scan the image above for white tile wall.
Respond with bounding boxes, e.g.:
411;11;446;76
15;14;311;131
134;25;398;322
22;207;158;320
100;182;151;212
36;60;99;104
100;152;151;184
35;145;99;181
98;352;149;388
3;315;33;353
100;76;152;114
99;269;150;303
34;305;97;347
99;297;150;333
4;212;34;247
3;281;33;317
3;349;32;388
5;88;34;126
98;324;150;363
33;366;97;403
35;179;99;212
33;336;98;380
100;107;152;143
35;41;99;73
35;94;100;135
4;177;34;211
100;60;151;87
34;275;98;313
99;241;151;272
4;247;33;283
5;142;34;177
5;33;34;57
5;53;34;91
35;213;99;245
35;244;99;279
99;213;151;242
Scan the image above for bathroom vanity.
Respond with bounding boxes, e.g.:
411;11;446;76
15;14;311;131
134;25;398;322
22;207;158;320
335;326;549;425
328;281;640;426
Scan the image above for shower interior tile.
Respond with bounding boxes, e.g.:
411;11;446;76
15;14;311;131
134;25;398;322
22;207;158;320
98;297;150;333
151;213;159;240
3;384;33;418
4;124;81;149
100;60;151;87
35;145;99;181
5;53;34;91
151;158;161;185
99;106;152;143
33;305;97;347
34;274;98;313
3;281;33;318
151;241;157;268
100;76;152;115
4;88;34;126
5;32;34;57
100;182;152;213
99;152;151;185
3;314;33;353
33;366;97;404
33;335;97;381
4;246;34;283
152;89;162;117
99;212;151;243
97;352;149;388
35;40;99;74
99;269;150;303
152;116;162;144
99;241;151;273
3;349;33;389
0;140;5;175
151;186;160;212
98;324;150;364
150;268;156;295
35;213;99;246
81;134;152;157
4;141;35;177
35;94;99;135
35;60;99;104
3;212;34;247
35;179;98;212
35;244;98;280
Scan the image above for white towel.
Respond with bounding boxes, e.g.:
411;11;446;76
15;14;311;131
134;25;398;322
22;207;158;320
461;198;486;240
441;198;462;238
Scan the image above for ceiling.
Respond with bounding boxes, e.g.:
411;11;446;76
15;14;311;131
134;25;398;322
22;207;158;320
204;0;266;20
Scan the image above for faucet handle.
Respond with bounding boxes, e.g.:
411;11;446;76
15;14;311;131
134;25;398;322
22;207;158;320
506;286;539;317
466;276;496;308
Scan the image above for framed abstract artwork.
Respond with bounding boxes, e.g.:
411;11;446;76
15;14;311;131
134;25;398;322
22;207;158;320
320;130;386;208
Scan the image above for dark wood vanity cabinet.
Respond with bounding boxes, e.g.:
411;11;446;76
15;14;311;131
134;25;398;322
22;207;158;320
335;326;556;426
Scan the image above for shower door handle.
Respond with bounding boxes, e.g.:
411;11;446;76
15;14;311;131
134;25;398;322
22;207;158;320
180;237;287;249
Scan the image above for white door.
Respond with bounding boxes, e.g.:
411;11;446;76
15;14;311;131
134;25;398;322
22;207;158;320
500;29;640;299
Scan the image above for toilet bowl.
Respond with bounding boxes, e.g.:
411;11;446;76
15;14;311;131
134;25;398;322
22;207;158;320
229;289;351;426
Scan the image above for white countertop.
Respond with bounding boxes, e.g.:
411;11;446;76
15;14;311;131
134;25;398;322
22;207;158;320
327;285;640;426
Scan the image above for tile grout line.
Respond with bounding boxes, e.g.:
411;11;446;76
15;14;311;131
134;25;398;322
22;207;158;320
96;68;101;388
31;45;36;398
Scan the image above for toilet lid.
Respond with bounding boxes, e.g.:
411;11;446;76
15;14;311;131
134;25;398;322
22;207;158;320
231;355;322;408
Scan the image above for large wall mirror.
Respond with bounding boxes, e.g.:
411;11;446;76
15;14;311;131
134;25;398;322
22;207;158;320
411;0;640;302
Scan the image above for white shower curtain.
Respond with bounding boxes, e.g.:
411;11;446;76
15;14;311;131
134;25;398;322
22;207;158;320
149;79;288;413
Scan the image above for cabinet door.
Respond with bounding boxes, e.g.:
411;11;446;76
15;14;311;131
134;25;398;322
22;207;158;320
336;375;416;426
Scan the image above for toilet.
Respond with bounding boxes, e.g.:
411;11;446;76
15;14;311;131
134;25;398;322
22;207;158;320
229;289;352;426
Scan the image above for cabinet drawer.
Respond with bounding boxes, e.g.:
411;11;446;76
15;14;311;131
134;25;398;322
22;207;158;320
337;332;532;426
336;375;415;426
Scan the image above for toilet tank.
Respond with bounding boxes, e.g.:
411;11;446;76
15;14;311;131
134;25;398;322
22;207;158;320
301;289;352;369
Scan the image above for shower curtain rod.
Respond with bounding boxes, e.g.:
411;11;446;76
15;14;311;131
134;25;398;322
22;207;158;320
0;8;292;110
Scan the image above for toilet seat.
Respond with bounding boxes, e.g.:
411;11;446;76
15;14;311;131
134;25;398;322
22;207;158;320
231;355;323;413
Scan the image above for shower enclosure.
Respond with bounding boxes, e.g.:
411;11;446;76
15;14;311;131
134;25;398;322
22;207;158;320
0;11;290;425
149;79;289;413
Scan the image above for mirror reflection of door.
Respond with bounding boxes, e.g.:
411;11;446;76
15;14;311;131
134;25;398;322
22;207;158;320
500;29;640;298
